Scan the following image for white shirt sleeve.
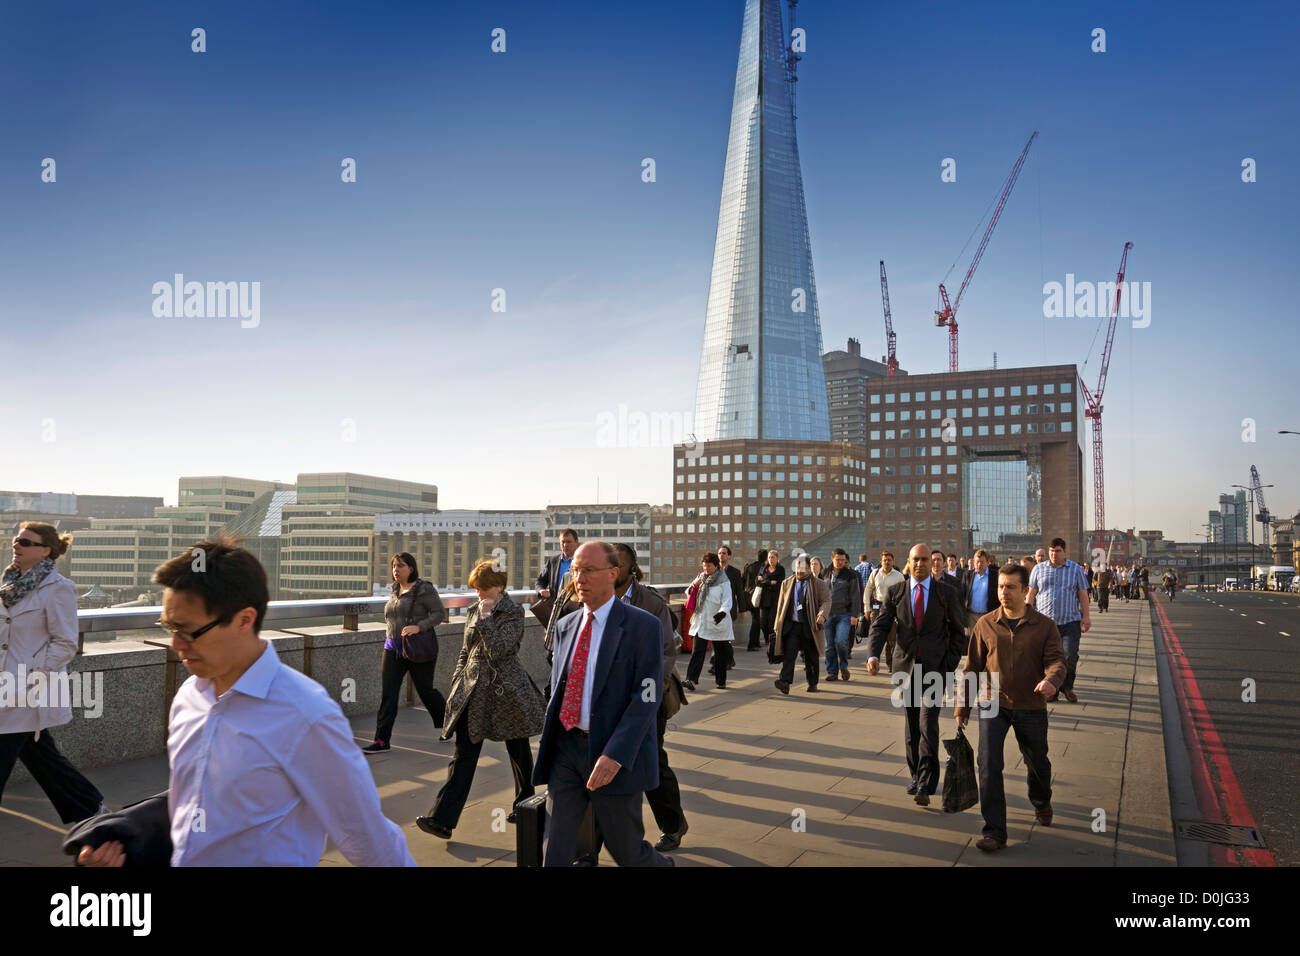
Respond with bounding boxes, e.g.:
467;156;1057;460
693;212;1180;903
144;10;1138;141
282;707;417;867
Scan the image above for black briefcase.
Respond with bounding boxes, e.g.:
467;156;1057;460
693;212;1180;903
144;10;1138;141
515;791;548;867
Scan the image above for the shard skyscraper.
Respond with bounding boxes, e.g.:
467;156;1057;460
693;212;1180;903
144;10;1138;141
693;0;830;443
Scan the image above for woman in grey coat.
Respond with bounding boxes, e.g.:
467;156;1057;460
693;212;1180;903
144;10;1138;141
416;559;545;839
0;522;105;822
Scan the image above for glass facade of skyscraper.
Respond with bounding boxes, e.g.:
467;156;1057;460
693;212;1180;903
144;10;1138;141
694;0;830;443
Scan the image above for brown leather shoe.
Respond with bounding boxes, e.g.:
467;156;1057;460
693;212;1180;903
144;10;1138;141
825;672;838;682
1061;689;1078;703
841;667;851;681
975;837;1006;852
1035;805;1053;827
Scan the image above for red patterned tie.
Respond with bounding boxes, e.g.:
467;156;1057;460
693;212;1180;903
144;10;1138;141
559;612;595;731
913;582;925;630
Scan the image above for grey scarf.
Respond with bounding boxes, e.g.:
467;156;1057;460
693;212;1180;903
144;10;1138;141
696;567;725;612
1;557;56;609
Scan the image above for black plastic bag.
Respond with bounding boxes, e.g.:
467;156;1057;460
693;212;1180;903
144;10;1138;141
941;727;979;813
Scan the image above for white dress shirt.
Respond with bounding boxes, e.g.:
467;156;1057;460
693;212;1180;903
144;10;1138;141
564;594;615;732
167;640;415;867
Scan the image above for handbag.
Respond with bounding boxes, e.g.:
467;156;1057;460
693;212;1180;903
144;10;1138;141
400;581;440;663
941;726;979;813
750;585;763;607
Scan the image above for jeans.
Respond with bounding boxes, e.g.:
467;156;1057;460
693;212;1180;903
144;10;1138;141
977;707;1052;843
1057;620;1082;692
375;648;446;744
824;613;852;675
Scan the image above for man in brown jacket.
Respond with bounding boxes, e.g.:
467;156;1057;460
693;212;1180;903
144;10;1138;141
772;554;830;694
956;562;1066;851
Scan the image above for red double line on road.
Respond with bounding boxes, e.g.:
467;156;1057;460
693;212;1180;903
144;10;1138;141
1151;593;1276;865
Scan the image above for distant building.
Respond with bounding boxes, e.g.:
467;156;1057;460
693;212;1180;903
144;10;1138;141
541;504;651;565
371;511;543;592
823;337;903;447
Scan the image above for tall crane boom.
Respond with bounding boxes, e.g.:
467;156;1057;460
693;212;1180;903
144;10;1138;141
934;131;1038;372
879;260;898;376
1249;465;1271;534
1080;241;1133;540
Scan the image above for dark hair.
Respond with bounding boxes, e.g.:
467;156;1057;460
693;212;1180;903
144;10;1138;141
1021;555;1036;565
931;549;945;562
755;549;768;564
560;528;579;542
613;542;643;581
998;563;1029;588
880;550;894;559
468;559;507;590
1049;537;1067;550
391;552;419;581
153;533;269;634
859;553;868;562
18;521;73;558
702;551;720;568
717;544;731;554
832;548;848;559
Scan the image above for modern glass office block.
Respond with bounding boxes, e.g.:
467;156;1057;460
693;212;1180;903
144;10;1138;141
962;446;1044;556
693;0;829;442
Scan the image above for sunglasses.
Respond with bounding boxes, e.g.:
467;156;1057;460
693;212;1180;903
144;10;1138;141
12;537;45;548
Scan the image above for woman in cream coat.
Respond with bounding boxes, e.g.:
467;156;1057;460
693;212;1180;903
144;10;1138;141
684;552;734;690
0;522;104;822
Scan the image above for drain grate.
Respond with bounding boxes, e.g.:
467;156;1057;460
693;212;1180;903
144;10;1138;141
1175;820;1267;848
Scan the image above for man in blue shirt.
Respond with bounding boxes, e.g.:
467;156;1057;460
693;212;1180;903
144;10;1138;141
961;549;999;635
1026;537;1091;704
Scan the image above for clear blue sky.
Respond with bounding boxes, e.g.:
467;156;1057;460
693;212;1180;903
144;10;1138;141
2;0;1296;540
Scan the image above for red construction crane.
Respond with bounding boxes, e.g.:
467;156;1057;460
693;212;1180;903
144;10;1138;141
879;260;898;376
1079;241;1133;543
934;131;1038;372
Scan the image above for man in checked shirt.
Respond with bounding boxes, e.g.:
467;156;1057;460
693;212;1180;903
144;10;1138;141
1026;537;1091;704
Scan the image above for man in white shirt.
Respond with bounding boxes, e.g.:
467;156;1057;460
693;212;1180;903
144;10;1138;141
79;536;414;867
863;551;905;670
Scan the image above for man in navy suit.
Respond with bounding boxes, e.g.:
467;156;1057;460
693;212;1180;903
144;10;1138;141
866;544;967;804
533;541;672;867
960;548;999;635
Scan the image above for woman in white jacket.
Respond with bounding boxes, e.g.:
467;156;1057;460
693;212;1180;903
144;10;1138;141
684;552;734;690
0;522;104;822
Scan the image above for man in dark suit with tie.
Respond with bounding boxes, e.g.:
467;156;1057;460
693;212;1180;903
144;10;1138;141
960;548;999;635
866;544;967;804
532;541;672;867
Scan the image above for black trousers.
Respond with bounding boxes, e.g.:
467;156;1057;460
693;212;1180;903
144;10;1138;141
1097;588;1109;611
646;702;686;836
778;616;819;688
902;666;943;793
0;729;103;824
428;709;534;830
687;638;729;686
760;605;778;652
747;609;764;649
977;707;1051;843
544;729;670;867
374;648;446;743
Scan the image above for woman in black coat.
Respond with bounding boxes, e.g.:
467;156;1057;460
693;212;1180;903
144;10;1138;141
742;549;769;651
755;549;786;662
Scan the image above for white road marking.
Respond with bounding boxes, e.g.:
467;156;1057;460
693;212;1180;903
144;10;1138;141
1281;632;1291;637
1257;620;1266;625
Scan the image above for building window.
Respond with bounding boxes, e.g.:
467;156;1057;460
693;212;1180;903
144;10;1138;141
962;407;973;418
978;425;989;436
1044;384;1055;395
1027;385;1038;396
994;424;1006;435
946;390;956;400
870;394;880;405
1010;385;1021;396
1061;402;1072;413
993;387;1005;397
994;406;1005;416
961;388;973;399
1062;421;1073;432
1045;422;1056;433
961;426;973;437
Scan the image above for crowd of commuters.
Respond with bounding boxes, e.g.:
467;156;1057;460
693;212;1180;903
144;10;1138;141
22;518;1148;867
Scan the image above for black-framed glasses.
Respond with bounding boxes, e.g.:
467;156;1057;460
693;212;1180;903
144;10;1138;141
155;617;225;642
12;537;45;548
